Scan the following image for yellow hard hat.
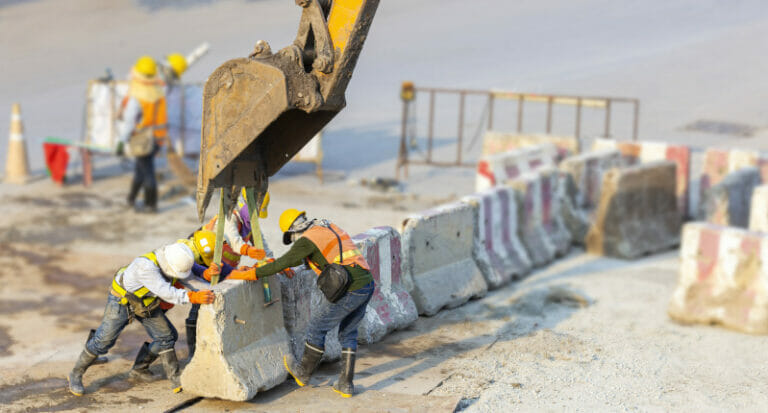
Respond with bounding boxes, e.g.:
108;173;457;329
167;53;188;77
279;208;305;233
192;230;216;266
134;55;157;77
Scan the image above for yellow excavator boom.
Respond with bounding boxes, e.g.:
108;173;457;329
196;0;379;220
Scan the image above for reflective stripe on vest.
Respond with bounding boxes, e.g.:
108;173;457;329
111;252;177;306
301;223;370;275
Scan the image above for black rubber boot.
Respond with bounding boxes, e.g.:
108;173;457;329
332;348;356;398
159;349;182;393
284;342;324;387
67;349;98;396
127;180;141;207
128;342;158;382
185;322;197;360
144;186;158;213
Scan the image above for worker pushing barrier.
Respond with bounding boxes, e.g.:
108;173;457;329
66;243;215;396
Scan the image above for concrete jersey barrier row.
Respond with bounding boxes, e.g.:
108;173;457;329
475;144;557;192
586;161;681;259
352;226;419;343
699;167;761;227
669;223;768;334
401;201;488;316
482;131;579;161
749;185;768;232
559;149;623;212
461;188;532;289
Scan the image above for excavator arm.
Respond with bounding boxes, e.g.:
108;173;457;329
196;0;379;221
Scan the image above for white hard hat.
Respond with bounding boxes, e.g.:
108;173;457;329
156;243;194;280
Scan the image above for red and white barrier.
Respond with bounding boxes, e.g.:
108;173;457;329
462;188;532;289
353;226;418;343
475;144;557;192
559;149;624;212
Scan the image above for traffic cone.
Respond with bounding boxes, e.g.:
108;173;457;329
4;103;30;184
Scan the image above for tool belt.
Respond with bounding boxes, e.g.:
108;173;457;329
110;278;160;319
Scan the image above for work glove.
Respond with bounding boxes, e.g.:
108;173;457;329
202;263;220;282
281;268;295;279
228;267;258;281
187;290;215;304
240;245;266;260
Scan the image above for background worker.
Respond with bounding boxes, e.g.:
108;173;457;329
67;243;215;396
117;55;169;213
227;209;374;398
161;52;188;93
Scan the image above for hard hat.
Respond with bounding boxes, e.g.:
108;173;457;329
156;243;194;280
167;53;188;77
279;208;306;233
134;55;158;77
192;230;216;266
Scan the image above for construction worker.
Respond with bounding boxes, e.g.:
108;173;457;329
228;209;374;398
67;243;215;396
161;53;188;92
117;55;168;213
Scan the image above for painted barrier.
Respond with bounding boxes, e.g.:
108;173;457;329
475;144;557;192
461;188;532;289
585;161;681;259
352;226;419;343
556;171;591;244
669;223;768;334
749;185;768;232
508;172;560;266
592;138;690;217
401;202;488;316
559;149;624;212
697;148;768;217
180;279;290;400
482;131;579;161
699;167;761;228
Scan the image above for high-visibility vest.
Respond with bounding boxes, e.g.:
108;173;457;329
111;252;177;307
301;223;369;275
121;96;168;141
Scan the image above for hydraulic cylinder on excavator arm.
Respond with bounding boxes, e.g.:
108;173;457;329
196;0;380;223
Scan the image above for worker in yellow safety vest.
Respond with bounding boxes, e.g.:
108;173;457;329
67;243;215;396
117;55;169;213
227;209;374;398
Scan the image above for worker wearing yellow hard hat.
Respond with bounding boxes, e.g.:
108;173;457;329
118;55;168;213
228;209;375;398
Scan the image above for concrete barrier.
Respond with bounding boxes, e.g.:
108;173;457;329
180;279;291;401
749;185;768;232
461;188;532;289
699;148;768;207
585;161;681;259
559;149;624;212
352;226;418;343
556;171;591;245
475;144;557;192
508;173;558;266
279;268;341;362
482;131;578;161
401;202;488;316
699;167;761;227
669;223;768;334
593;138;690;217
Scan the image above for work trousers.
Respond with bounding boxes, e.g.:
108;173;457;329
86;294;177;356
306;281;374;350
129;144;158;203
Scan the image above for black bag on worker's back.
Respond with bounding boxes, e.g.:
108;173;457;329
317;225;352;303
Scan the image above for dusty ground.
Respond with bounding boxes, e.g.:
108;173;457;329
2;169;768;412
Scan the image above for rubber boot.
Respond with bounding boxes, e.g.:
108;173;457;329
67;349;98;396
332;348;356;398
185;322;197;360
86;329;108;365
144;186;158;213
127;179;141;208
128;342;158;382
159;349;182;393
284;342;324;387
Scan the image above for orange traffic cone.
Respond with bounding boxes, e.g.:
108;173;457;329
4;103;30;184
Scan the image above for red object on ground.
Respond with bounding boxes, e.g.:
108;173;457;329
43;143;69;185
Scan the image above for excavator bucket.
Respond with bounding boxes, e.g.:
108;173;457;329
197;0;380;220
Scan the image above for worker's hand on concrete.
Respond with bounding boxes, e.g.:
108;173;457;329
188;290;215;304
202;263;220;282
281;268;295;279
228;268;257;281
240;245;266;260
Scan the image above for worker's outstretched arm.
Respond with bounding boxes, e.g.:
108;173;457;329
228;238;314;281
